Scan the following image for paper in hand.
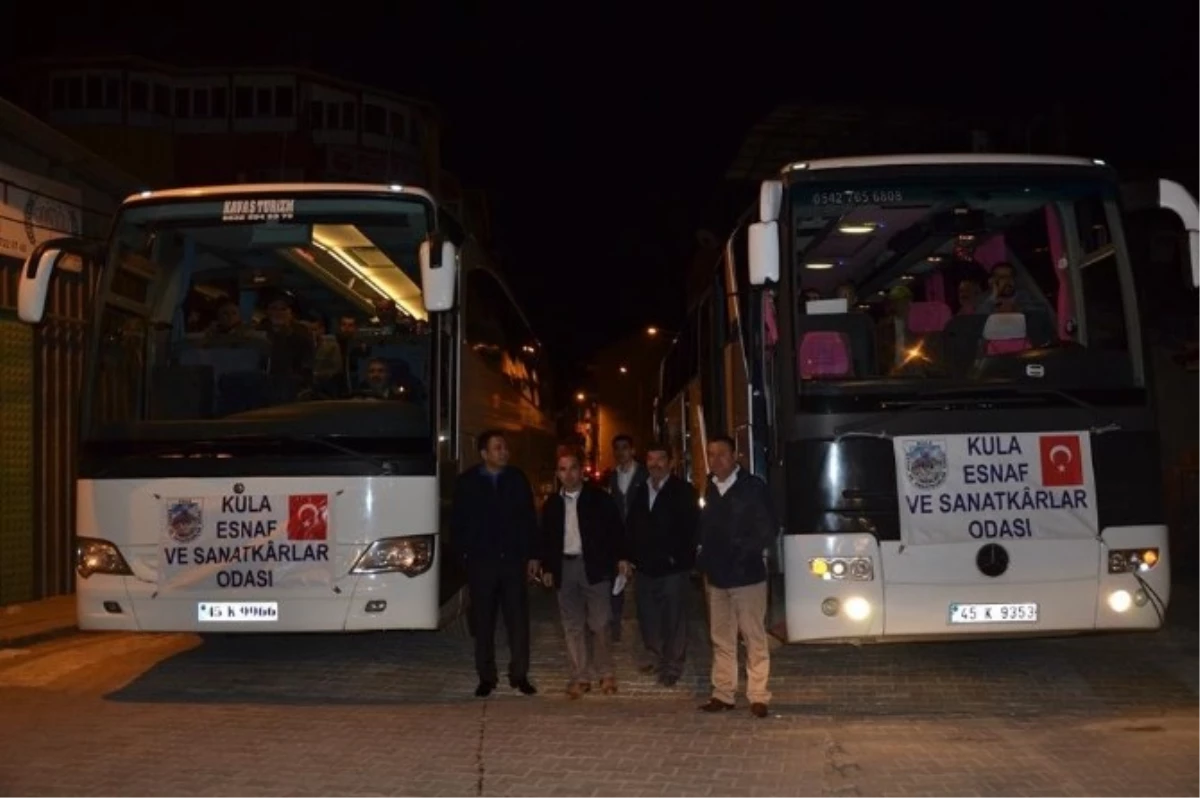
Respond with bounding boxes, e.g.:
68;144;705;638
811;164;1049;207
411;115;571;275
612;573;627;596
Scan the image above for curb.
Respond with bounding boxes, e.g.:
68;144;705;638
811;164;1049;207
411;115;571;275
0;624;80;650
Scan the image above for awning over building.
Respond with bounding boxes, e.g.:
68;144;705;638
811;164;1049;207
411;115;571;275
0;96;140;201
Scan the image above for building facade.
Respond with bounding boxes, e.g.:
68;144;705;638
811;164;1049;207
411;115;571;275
0;97;139;605
11;57;454;200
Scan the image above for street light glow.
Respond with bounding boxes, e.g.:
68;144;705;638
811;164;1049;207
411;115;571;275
646;326;659;337
575;392;586;402
618;366;628;375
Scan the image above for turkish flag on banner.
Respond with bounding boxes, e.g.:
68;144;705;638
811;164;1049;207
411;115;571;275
288;494;329;540
1039;435;1084;487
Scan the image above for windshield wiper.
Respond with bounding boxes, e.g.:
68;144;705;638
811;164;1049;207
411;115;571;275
833;386;1122;442
91;433;396;476
216;433;397;474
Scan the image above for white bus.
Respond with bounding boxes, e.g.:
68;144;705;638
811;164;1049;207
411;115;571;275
656;155;1197;642
18;182;557;633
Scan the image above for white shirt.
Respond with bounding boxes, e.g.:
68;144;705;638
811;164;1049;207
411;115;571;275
616;461;636;494
647;475;667;510
561;489;582;555
713;466;740;497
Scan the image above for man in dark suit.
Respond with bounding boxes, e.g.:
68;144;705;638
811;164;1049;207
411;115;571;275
530;449;631;699
450;429;539;698
626;442;699;686
603;434;648;642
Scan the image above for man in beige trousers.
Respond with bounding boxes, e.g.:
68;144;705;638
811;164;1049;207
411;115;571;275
695;435;777;718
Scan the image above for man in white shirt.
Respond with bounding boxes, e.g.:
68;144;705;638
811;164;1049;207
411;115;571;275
604;434;648;642
530;450;631;699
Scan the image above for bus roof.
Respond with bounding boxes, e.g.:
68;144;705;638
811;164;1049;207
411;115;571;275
121;183;437;207
781;154;1108;174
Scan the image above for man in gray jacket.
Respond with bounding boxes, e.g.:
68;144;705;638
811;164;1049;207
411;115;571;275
696;435;777;719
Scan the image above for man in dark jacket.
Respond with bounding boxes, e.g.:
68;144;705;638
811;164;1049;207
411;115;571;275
602;434;648;642
450;429;538;698
626;442;698;686
696;435;777;718
530;449;630;699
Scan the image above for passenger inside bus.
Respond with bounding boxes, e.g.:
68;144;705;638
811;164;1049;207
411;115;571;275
793;220;1068;382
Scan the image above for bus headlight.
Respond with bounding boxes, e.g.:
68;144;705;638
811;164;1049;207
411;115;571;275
1107;548;1159;574
809;556;873;581
1107;589;1133;613
351;535;435;577
76;538;133;579
843;596;872;621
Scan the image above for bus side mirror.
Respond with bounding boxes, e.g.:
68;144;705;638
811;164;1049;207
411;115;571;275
1123;178;1199;288
748;221;780;286
419;234;458;312
18;238;92;324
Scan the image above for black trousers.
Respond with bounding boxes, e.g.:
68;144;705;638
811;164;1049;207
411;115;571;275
636;570;690;679
467;559;530;684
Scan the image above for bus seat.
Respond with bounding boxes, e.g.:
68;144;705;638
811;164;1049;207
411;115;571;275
943;313;989;375
150;365;213;419
798;331;853;379
217;371;273;416
794;312;876;376
907;301;952;334
982;312;1031;356
1022;310;1055;347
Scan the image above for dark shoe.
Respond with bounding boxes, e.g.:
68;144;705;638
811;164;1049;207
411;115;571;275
474;681;496;698
750;702;769;718
600;677;617;695
638;663;658;675
659;675;679;687
566;681;591;700
510;678;537;696
698;698;735;712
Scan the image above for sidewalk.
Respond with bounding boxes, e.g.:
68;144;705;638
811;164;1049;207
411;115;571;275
0;595;77;648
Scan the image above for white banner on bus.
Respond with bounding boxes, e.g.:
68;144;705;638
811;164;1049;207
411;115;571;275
157;492;335;591
893;431;1098;545
0;162;83;261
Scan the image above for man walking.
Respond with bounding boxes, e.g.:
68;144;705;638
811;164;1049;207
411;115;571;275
696;435;777;718
626;442;698;686
603;435;648;642
531;449;630;698
450;430;538;698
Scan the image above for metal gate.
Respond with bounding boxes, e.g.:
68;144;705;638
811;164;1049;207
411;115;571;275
0;256;95;603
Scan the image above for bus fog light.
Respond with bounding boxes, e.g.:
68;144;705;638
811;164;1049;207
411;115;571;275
844;596;871;621
365;600;387;613
821;598;840;617
1107;589;1133;613
352;535;435;577
1133;590;1148;607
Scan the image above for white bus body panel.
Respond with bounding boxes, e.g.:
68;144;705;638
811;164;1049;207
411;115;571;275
75;475;440;633
783;525;1171;642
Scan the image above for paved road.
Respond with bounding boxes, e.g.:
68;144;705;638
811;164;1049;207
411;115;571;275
0;584;1196;797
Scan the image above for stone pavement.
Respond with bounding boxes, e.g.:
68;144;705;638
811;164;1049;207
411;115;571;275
0;582;1196;796
0;594;76;647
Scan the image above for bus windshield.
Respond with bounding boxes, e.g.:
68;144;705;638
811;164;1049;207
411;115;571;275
85;192;437;445
789;170;1141;402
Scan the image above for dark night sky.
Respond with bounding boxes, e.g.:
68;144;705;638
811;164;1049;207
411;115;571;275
7;2;1198;367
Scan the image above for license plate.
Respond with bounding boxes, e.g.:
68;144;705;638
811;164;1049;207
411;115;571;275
949;602;1038;624
197;601;279;622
